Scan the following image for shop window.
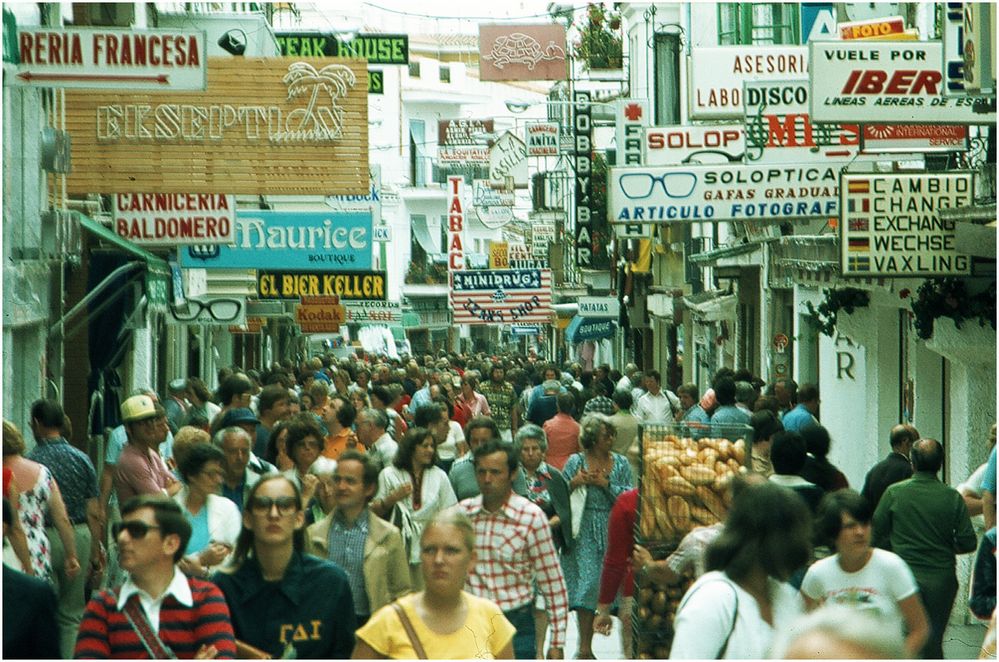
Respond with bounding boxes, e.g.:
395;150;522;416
439;65;450;83
408;60;421;77
718;3;800;45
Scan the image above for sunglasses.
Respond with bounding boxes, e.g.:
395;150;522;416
112;521;161;539
249;495;298;515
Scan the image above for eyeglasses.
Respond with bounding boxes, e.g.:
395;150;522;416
618;172;698;200
170;298;242;322
112;521;161;539
248;495;298;515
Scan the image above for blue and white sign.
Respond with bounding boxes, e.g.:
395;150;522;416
181;210;372;270
800;3;835;43
510;325;541;336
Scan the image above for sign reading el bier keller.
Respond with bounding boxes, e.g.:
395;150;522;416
840;173;972;277
258;271;387;300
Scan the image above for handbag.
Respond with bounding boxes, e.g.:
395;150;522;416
569;484;587;540
390;502;421;564
392;601;428;659
121;595;178;659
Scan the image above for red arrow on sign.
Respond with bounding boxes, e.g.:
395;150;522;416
17;71;170;84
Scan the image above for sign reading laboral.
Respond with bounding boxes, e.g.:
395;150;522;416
609;164;838;223
578;297;620;319
343;300;402;323
525;122;559;157
840;173;972;277
809;41;996;125
257;271;386;300
63;57;368;195
688;46;808;120
180;210;372;270
15;27;206;90
450;269;553;325
478;24;567;81
114;193;235;245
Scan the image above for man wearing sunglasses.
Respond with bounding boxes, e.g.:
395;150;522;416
76;494;237;658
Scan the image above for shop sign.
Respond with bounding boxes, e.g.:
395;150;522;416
439;118;493;145
525;121;559;157
490;131;528;187
478;23;567;81
180;210;371;270
229;316;264;334
609;164;839;224
326;165;382;219
578;297;620;318
809;41;997;125
64;58;368;194
489;242;509;269
616;99;650;166
166;295;245;325
15;27;206;90
473;180;515;207
688;46;808;120
942;2;966;95
276;33;408;64
508;243;532;263
532;222;555;252
114;193;234;245
574;90;594;267
438;146;490;163
510;325;541;335
839;173;972;277
257;271;386;300
296;296;345;332
799;3;836;42
343;300;402;323
450;269;552;325
447;176;465;271
861;124;968;152
644;124;745;166
838;16;906;40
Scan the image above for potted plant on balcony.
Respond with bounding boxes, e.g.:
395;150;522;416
571;3;623;70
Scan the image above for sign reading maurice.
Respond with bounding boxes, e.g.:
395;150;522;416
180;210;372;271
478;24;567;81
63;57;368;195
450;269;553;325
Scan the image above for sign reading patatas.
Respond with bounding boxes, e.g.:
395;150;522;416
258;271;386;300
63;57;368;195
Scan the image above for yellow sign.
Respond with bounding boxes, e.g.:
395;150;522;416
257;271;386;300
490;242;509;269
64;57;369;195
296;303;345;332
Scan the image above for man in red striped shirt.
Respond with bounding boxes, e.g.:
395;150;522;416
75;495;236;659
457;441;569;659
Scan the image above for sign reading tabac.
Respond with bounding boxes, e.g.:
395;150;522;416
840;173;972;277
479;24;567;81
63;57;368;195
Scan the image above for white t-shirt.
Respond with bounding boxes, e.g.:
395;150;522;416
634;390;680;424
800;548;918;627
437;420;464;461
670;570;804;659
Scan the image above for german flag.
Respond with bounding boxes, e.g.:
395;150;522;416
847;179;870;194
848;255;871;271
848;237;869;252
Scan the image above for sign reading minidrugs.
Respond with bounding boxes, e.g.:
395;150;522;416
688;47;808;120
257;271;386;300
809;41;997;125
840;173;972;277
450;269;552;325
115;193;235;244
609;164;838;223
180;211;372;270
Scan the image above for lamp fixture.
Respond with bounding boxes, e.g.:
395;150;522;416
218;29;247;56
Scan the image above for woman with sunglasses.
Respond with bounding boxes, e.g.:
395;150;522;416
173;444;240;579
212;474;357;659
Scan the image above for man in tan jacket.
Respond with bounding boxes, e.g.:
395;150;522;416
306;450;411;626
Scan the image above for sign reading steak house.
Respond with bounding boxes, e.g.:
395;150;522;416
63;57;369;195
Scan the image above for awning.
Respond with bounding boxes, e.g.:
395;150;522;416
566;315;616;343
411;214;439;256
682;291;737;322
79;215;171;278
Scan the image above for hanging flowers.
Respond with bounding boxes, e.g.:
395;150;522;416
571;3;623;70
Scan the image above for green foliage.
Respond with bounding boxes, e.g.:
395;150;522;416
571;3;623;69
804;288;871;337
910;277;997;340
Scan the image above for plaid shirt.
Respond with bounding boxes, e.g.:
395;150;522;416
458;493;569;649
480;381;516;431
582;395;616;416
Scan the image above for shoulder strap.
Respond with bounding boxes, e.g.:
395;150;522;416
121;594;178;659
676;578;740;660
392;600;427;659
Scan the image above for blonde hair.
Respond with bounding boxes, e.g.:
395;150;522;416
2;420;25;456
424;509;475;552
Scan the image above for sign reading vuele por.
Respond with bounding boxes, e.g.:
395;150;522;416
63;57;368;195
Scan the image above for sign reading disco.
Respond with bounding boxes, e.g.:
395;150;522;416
608;164;839;223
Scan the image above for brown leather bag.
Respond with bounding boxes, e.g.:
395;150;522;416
235;640;271;659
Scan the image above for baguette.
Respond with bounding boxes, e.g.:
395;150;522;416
667;495;692;531
696;485;726;520
663;475;696;497
680;463;716;486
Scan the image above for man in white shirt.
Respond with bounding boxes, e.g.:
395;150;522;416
634;370;681;424
356;408;397;472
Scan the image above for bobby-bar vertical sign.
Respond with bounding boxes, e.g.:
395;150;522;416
574;90;594;268
840;173;972;277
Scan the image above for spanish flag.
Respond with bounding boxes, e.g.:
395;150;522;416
847;179;870;194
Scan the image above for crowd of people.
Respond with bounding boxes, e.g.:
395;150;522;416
1;350;995;659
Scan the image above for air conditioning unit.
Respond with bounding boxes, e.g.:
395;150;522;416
39;210;81;263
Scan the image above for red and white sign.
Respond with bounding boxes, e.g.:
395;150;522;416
688;47;808;120
616;99;651;167
809;41;996;125
644;125;745;165
15;27;206;90
478;24;567;82
450;269;552;325
447;176;465;272
114;193;235;245
838;16;906;40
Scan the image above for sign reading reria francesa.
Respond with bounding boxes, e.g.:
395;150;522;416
63;57;368;195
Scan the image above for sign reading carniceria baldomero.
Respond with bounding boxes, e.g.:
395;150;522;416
115;193;235;245
63;57;368;195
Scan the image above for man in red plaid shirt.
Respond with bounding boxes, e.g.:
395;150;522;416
457;440;569;659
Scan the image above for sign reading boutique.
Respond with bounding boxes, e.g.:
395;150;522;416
609;164;839;223
180;210;372;270
63;57;369;195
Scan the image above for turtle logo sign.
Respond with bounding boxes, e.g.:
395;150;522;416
482;33;565;70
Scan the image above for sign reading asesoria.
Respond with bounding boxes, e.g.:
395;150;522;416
450;269;552;325
63;57;368;195
840;173;972;277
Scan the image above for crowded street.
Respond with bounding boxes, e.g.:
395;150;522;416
2;1;996;659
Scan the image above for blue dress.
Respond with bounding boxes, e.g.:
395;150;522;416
560;452;632;610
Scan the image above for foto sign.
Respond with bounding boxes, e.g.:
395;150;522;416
609;164;839;223
15;27;206;90
688;46;808;120
525;122;560;157
840;173;972;277
578;297;620;318
180;211;372;271
838;16;906;40
644;125;745;165
114;193;234;245
809;41;997;125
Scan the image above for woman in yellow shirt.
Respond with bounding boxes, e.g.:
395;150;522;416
352;510;515;659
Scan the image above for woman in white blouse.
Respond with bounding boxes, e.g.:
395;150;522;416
173;443;240;578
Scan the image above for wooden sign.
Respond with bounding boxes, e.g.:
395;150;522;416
63;57;368;195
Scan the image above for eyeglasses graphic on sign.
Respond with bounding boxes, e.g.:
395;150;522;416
170;298;242;322
618;172;697;199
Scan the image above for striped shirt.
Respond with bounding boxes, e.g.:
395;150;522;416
75;576;236;659
458;493;569;649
